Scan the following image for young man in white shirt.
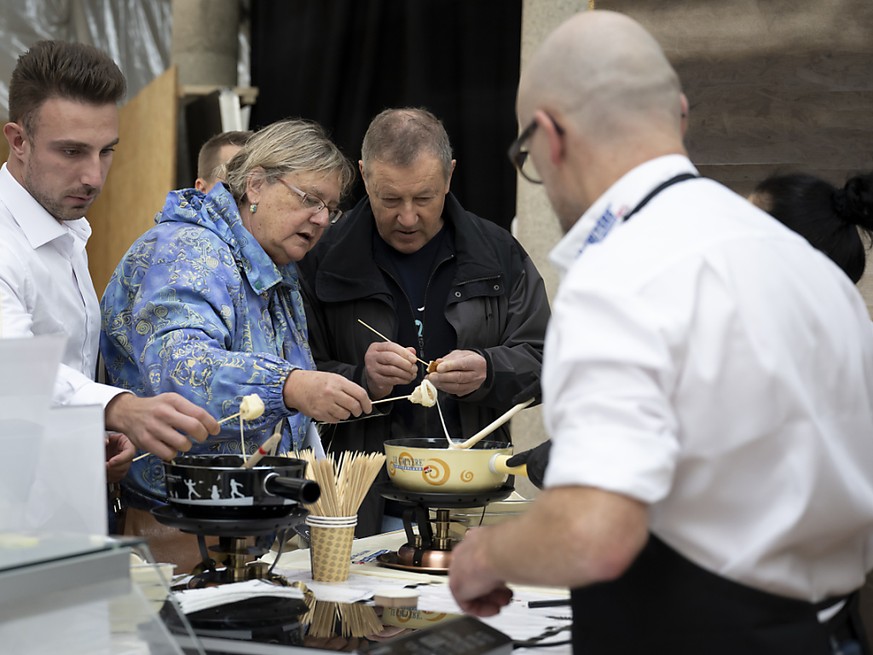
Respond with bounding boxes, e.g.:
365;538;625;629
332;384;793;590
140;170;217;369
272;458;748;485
0;41;219;483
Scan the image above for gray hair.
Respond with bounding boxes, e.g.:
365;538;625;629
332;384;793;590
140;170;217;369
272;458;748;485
224;119;354;202
361;108;453;181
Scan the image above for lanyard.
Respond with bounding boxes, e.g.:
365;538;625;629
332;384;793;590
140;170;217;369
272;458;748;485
621;172;699;223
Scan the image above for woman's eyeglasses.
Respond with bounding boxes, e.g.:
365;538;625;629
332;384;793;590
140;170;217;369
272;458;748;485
277;179;343;224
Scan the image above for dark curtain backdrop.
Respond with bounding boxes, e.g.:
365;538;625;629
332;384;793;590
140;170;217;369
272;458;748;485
250;0;522;230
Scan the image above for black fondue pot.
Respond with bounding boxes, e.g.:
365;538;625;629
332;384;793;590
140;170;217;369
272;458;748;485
163;454;320;518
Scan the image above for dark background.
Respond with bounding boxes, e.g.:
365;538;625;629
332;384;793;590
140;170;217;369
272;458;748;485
250;0;522;230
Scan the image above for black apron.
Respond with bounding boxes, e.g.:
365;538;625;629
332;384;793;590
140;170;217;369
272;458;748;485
570;534;866;654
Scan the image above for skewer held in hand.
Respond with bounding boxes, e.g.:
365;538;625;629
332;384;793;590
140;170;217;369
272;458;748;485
218;411;241;425
356;319;430;367
371;394;412;405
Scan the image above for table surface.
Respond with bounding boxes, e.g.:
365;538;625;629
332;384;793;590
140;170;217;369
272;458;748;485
261;529;573;654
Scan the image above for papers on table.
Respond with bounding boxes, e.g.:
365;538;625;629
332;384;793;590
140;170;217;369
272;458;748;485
174;579;307;614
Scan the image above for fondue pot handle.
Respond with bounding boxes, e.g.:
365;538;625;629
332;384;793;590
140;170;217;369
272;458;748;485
264;473;322;504
490;454;528;477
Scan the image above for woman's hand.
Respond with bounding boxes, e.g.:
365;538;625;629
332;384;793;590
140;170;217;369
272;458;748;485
283;370;373;422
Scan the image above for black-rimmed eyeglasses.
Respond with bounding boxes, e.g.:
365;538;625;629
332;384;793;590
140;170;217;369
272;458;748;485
507;116;564;185
277;178;344;225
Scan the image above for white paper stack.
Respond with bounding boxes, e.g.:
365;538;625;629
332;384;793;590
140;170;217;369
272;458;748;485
173;579;307;614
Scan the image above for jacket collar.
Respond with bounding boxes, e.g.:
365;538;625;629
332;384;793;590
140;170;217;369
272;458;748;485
160;185;298;295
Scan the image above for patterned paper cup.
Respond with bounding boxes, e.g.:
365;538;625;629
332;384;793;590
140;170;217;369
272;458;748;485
307;515;357;582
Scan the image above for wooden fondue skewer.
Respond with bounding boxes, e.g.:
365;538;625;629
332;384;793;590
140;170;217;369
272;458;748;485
371;379;437;406
356;319;431;368
449;397;536;450
218;411;242;425
240;412;246;464
242;429;283;469
371;394;412;405
131;451;176;464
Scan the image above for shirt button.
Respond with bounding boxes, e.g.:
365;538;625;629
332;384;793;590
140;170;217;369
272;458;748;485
454;291;462;298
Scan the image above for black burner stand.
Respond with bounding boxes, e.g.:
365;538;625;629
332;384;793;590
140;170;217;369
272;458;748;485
376;483;513;555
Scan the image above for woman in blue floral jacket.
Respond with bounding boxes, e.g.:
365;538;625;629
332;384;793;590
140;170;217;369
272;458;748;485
100;119;372;516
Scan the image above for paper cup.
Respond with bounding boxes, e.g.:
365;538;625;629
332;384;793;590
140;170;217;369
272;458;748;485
307;515;357;582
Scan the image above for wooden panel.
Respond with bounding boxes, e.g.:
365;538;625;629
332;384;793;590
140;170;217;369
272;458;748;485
86;66;178;296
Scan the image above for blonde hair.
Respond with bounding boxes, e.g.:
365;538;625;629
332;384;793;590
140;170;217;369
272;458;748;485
224;119;354;202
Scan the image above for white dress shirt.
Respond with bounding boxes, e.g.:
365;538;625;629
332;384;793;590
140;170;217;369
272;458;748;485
544;154;873;601
0;163;121;408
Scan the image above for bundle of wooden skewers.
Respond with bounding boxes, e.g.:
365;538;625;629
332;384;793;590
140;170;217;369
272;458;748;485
292;449;386;517
303;599;383;639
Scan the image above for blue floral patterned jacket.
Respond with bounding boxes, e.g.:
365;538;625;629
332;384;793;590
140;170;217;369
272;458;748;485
100;184;315;503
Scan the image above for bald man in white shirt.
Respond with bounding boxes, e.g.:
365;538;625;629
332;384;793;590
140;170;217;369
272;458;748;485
448;11;873;655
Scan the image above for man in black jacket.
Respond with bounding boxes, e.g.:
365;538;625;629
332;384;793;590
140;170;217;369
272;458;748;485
299;107;550;536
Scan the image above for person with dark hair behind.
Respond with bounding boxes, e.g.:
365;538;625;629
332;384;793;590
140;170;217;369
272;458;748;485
750;172;873;283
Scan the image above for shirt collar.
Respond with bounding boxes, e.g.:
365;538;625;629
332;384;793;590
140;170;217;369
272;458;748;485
0;163;91;256
549;154;698;276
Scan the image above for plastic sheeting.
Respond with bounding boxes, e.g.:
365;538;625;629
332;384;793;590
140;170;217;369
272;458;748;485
0;0;172;119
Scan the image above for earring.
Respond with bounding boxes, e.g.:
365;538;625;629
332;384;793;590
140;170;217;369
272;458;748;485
249;203;258;214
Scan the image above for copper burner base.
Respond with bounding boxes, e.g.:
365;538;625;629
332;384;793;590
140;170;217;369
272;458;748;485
377;544;452;574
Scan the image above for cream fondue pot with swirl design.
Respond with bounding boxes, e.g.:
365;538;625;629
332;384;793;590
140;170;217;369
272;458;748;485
383;437;526;493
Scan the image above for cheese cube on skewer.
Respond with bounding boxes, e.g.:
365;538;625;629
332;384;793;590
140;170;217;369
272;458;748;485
239;393;265;420
409;379;437;407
